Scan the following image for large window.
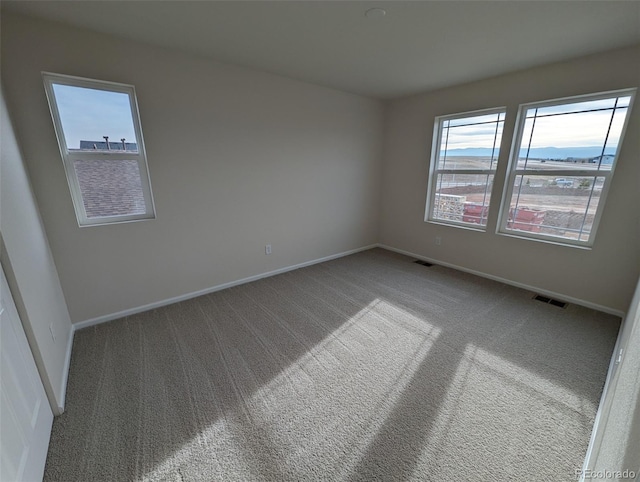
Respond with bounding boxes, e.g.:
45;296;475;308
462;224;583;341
498;90;635;246
43;72;155;226
425;108;505;229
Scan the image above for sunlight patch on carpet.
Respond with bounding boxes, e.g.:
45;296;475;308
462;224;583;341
141;299;441;481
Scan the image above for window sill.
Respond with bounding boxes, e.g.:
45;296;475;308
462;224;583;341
426;219;488;233
496;230;593;250
78;214;156;228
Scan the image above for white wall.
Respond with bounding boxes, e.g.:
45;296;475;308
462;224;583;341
3;12;637;323
1;87;73;414
1;13;384;324
379;45;640;313
586;274;640;479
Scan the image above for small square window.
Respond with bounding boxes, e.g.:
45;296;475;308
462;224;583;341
425;108;506;229
43;72;155;226
498;90;635;247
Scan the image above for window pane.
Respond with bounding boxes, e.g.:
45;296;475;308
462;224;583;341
437;156;498;171
534;109;609;147
518;98;629;172
516;156;615;172
428;108;505;229
52;84;138;152
447;111;505;128
532;97;618;117
432;174;493;226
439;112;504;170
74;159;146;218
506;175;605;241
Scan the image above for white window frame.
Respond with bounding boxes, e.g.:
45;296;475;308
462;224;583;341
497;89;636;248
425;107;506;231
42;72;156;227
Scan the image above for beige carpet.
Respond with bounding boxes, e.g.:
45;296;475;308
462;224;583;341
44;248;620;481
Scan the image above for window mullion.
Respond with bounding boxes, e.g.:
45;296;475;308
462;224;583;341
66;151;141;162
513;169;611;178
512;108;538;212
436;169;496;175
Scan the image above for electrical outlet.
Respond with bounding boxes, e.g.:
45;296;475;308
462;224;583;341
49;323;56;343
265;244;272;255
435;236;442;246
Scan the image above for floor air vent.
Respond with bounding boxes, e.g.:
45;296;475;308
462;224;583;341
414;260;433;267
533;294;567;308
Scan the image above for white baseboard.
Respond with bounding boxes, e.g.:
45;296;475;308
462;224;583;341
377;243;625;318
75;241;624;330
73;244;378;330
56;325;75;415
65;241;624;417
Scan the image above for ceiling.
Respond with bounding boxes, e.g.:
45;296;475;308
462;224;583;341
3;1;640;99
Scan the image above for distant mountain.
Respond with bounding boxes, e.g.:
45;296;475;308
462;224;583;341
443;146;616;159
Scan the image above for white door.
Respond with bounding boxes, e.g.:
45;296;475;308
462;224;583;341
1;267;53;482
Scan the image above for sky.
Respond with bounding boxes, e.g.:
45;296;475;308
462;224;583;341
521;106;627;150
442;116;504;151
441;97;631;153
53;83;137;149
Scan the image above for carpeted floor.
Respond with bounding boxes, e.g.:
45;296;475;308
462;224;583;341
44;248;620;481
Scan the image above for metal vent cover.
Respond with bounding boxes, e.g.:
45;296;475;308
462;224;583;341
533;294;567;308
414;260;433;267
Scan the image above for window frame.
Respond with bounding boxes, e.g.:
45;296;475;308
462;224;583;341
424;106;507;231
42;72;156;227
497;89;636;248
